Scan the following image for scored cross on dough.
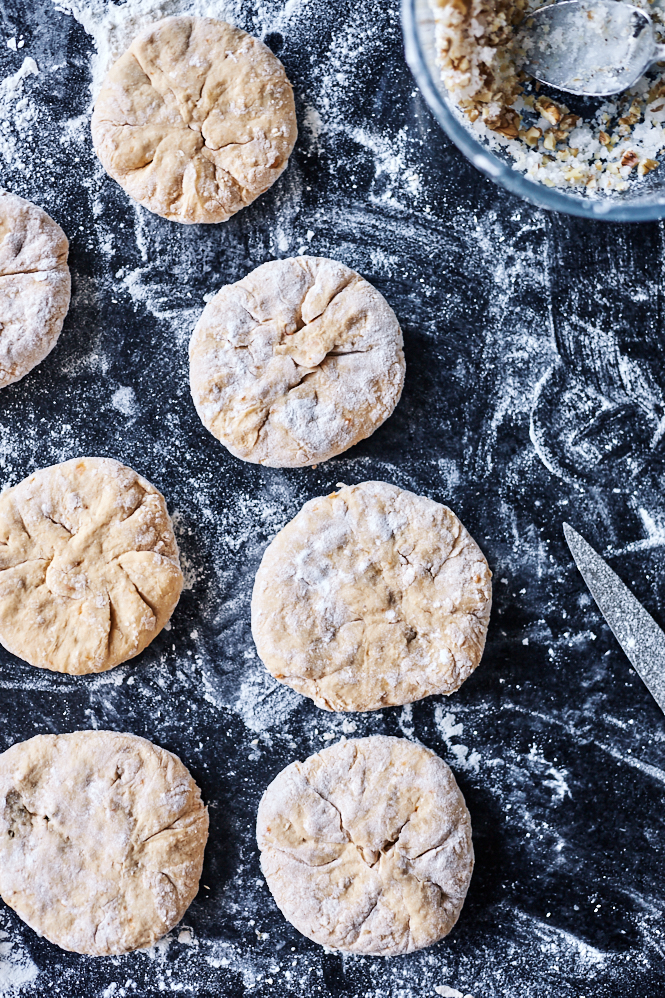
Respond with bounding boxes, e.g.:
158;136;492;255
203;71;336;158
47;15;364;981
0;191;71;388
0;731;209;955
252;481;492;711
257;735;474;955
189;257;405;467
0;457;183;674
91;16;298;224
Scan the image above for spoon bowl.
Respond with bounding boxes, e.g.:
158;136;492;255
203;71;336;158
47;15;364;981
522;0;665;96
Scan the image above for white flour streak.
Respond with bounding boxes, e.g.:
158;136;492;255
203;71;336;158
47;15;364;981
514;704;665;788
610;507;665;555
434;707;481;772
0;58;39;173
596;739;665;787
0;57;38;95
515;910;609;969
527;744;572;801
0;928;39;993
232;663;302;733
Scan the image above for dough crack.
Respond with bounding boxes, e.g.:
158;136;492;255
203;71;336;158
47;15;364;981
141;814;191;845
158;869;179;898
202;136;255;153
380;813;414;855
353;894;381;935
0;557;51;575
114;564;160;620
42;512;73;536
327;348;372;357
303;780;352;844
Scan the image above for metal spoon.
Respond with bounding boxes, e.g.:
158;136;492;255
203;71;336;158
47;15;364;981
522;0;665;96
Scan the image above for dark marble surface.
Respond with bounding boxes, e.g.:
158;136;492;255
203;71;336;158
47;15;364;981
1;1;665;995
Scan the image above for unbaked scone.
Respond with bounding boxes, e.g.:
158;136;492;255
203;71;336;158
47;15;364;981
257;735;473;955
91;16;297;224
0;457;183;674
189;257;405;467
252;481;492;711
0;191;70;387
0;731;209;955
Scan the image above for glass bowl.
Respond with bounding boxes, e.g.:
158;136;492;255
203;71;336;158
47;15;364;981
402;0;665;221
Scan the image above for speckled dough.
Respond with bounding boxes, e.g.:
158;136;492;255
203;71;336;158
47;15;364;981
251;482;492;711
0;731;209;955
257;735;473;955
91;16;297;224
0;457;183;675
0;191;70;388
189;257;405;467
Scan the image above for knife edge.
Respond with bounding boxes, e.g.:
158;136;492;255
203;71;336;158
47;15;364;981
563;522;665;716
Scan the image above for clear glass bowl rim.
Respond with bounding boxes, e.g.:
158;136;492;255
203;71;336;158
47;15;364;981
401;0;665;222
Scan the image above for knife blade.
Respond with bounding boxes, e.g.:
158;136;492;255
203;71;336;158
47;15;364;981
563;522;665;716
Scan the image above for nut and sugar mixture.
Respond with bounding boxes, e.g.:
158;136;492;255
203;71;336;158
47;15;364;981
431;0;665;191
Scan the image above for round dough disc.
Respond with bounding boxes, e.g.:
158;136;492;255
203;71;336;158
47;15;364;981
0;191;71;388
0;457;184;674
0;731;209;955
257;735;474;955
189;257;405;467
91;16;298;224
252;481;492;711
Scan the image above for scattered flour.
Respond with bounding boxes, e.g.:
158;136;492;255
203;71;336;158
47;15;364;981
110;385;136;416
435;707;482;772
0;58;39;174
0;928;38;994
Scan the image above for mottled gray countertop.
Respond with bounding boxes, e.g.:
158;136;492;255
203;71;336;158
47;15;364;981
1;1;665;996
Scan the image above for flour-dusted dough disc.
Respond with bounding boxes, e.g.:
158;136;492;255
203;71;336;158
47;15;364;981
0;191;71;387
257;735;473;955
0;731;209;955
91;16;298;224
189;257;405;467
0;457;184;674
252;481;492;711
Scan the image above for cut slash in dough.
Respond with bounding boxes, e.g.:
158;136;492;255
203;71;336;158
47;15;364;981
189;257;405;467
0;457;183;674
0;191;71;388
257;735;474;955
252;481;492;711
91;16;298;224
0;731;209;955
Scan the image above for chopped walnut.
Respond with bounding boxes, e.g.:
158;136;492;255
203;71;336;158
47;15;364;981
521;125;542;146
638;158;659;176
621;150;639;169
534;96;563;125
